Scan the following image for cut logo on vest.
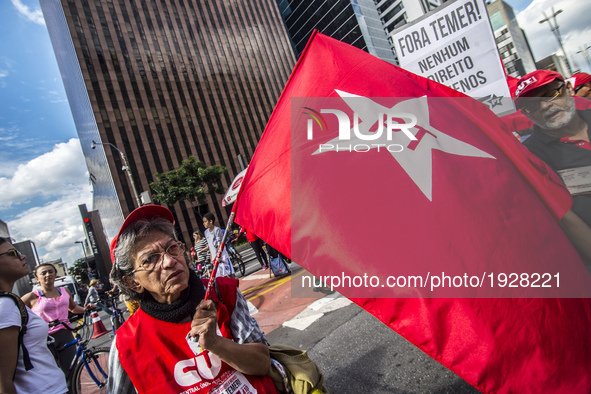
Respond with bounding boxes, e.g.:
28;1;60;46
175;325;238;390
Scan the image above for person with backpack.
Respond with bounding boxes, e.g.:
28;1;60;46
0;237;68;393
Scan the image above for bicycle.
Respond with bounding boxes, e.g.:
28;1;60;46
227;240;246;277
49;311;110;393
105;292;126;332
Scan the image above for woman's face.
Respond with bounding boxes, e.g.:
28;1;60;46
129;230;190;304
35;265;57;287
0;243;28;281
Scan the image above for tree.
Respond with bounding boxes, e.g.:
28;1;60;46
69;258;90;284
150;156;227;207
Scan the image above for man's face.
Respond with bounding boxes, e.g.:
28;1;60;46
575;83;591;98
519;80;577;131
203;219;213;230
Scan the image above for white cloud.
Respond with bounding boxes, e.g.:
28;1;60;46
0;138;89;208
0;70;7;88
3;138;93;264
7;192;93;263
516;0;591;73
10;0;45;26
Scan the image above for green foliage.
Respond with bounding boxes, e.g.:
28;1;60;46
69;258;90;284
150;156;227;207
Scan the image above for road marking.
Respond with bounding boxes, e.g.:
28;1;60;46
244;271;304;301
283;313;324;331
242;274;269;281
282;294;351;331
246;300;259;316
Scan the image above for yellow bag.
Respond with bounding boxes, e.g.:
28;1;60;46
267;344;329;394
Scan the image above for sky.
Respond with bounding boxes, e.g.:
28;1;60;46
0;0;590;267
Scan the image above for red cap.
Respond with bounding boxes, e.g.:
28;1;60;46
110;205;174;264
571;72;591;89
514;70;564;99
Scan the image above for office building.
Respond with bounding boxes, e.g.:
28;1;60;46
378;0;446;61
486;0;536;78
12;240;39;296
276;0;397;62
0;219;9;238
276;0;454;65
39;0;296;246
536;54;570;77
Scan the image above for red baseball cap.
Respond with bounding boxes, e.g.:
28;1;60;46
514;70;564;100
110;204;175;264
571;72;591;90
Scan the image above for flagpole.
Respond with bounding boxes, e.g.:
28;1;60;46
203;211;236;301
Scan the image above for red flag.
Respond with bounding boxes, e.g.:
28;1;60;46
234;32;591;392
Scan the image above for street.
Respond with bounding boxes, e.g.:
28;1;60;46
87;245;478;393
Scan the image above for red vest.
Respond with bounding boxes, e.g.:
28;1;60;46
116;278;277;394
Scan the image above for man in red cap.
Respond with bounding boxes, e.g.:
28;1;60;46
571;72;591;98
514;70;591;232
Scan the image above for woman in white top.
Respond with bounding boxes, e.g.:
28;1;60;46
0;237;68;394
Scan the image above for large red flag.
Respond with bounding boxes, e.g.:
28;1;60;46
234;32;591;392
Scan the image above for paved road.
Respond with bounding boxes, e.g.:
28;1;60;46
266;296;479;394
87;245;479;393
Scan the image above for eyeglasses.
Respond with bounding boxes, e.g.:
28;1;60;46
131;242;185;274
574;84;587;93
0;249;22;258
519;83;565;114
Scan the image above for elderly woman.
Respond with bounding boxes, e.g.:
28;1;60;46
108;205;277;393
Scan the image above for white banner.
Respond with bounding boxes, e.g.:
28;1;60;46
391;0;513;115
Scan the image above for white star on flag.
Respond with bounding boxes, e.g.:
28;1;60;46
313;91;496;200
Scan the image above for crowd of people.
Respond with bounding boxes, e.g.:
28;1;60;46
1;68;590;393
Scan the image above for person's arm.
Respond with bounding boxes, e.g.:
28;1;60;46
20;292;37;309
107;339;137;394
237;227;246;239
190;300;271;376
559;208;591;265
84;287;97;307
65;288;87;314
0;327;19;393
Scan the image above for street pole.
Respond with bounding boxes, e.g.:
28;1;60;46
91;140;142;208
237;154;246;171
577;45;591;71
539;8;572;75
74;240;91;277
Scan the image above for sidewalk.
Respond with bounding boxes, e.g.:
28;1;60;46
238;263;328;334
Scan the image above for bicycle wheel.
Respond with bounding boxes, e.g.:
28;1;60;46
112;311;125;332
70;347;110;394
232;256;246;277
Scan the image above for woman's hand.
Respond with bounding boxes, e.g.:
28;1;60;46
190;300;219;350
190;300;271;376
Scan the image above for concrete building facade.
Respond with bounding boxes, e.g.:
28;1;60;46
536;54;570;77
39;0;296;247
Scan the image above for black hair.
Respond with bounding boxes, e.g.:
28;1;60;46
34;263;57;277
203;213;216;223
0;237;10;246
